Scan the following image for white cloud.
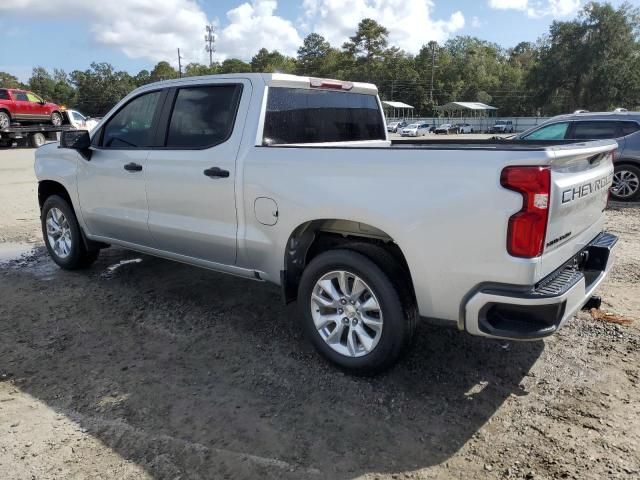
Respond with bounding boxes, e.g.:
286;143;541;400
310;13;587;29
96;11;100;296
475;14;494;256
215;1;302;60
488;0;581;18
301;0;465;54
0;0;301;64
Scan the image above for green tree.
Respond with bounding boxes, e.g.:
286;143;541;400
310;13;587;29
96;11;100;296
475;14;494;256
184;62;218;77
70;63;136;116
219;58;252;74
0;72;25;88
343;18;389;60
251;48;296;73
532;2;640;113
297;33;332;75
149;61;179;82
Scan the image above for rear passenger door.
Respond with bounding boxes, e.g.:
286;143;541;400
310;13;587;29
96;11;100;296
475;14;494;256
145;80;249;266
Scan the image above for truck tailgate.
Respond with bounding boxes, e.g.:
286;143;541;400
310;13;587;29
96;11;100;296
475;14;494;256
539;141;616;280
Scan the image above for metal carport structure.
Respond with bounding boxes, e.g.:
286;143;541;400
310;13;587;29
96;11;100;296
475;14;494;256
382;101;415;120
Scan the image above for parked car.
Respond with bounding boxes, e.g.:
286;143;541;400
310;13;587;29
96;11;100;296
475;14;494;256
400;122;429;137
516;111;640;201
456;123;474;134
434;123;457;134
67;109;99;131
490;120;515;134
35;73;617;373
386;120;407;133
0;88;63;129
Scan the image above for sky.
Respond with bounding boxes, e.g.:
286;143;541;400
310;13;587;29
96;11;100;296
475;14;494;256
0;0;629;81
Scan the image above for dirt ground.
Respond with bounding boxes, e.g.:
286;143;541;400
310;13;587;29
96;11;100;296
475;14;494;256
0;148;638;480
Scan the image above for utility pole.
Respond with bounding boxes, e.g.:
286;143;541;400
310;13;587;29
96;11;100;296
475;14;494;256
205;25;216;67
177;48;183;78
429;42;437;104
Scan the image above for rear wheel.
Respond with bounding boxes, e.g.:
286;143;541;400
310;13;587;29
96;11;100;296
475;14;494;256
298;249;415;374
51;112;62;127
611;164;640;201
41;195;99;269
30;132;46;148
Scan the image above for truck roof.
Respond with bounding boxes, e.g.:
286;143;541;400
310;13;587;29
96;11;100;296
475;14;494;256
133;73;378;96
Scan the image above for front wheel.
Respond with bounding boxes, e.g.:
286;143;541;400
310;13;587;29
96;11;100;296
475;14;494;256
298;249;415;374
41;195;99;269
0;111;10;129
611;164;640;201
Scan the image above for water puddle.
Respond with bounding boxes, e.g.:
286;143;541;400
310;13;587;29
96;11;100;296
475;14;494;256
0;242;36;264
101;258;143;278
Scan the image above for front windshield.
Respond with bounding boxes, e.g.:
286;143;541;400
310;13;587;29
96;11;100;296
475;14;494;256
406;124;418;128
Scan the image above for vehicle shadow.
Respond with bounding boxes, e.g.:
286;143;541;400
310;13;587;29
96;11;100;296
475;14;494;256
1;247;543;479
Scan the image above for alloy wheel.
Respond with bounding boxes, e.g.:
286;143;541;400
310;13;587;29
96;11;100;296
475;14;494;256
310;270;383;358
612;169;640;199
46;207;72;259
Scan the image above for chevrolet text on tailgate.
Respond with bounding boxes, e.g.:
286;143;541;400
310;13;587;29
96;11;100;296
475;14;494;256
34;74;618;373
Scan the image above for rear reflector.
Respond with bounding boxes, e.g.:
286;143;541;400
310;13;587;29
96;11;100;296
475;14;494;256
309;78;353;91
501;166;551;258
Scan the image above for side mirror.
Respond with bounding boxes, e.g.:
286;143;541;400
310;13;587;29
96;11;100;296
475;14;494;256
60;130;92;160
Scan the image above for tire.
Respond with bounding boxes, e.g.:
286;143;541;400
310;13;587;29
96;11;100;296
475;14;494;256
41;195;99;270
298;249;416;374
0;110;10;129
30;132;46;148
51;111;63;127
611;164;640;201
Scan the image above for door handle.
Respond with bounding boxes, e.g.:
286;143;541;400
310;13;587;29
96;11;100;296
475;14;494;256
124;162;143;172
203;167;230;178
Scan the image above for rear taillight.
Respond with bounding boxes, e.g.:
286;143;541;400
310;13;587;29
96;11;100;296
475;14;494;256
500;166;551;258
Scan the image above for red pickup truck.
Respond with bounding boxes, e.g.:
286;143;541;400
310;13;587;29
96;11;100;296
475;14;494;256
0;88;63;129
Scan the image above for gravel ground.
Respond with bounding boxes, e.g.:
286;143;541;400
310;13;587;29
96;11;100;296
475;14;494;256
0;148;638;479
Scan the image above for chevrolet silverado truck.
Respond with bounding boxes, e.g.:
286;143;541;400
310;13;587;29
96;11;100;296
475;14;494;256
34;74;618;373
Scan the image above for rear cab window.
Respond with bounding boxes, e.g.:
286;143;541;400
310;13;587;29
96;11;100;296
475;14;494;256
262;87;385;145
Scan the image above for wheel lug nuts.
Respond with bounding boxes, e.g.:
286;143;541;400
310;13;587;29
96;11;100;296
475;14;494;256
342;318;349;325
352;319;358;326
340;299;347;305
338;308;343;314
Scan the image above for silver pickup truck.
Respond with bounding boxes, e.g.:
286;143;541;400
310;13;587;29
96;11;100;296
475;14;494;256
35;73;617;373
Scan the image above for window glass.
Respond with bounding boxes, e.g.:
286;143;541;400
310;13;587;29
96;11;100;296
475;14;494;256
166;85;242;148
0;90;9;100
27;92;42;103
102;91;161;148
571;121;619;140
620;121;640;137
72;112;85;122
524;122;569;140
263;87;385;145
15;92;28;101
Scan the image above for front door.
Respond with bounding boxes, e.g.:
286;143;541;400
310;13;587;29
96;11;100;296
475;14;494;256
27;92;48;121
145;81;249;265
77;89;165;246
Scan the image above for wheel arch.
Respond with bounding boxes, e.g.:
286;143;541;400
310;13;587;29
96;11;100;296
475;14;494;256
38;180;73;211
281;219;416;305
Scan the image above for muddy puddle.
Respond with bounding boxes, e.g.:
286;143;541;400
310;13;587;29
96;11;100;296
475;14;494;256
0;242;36;264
